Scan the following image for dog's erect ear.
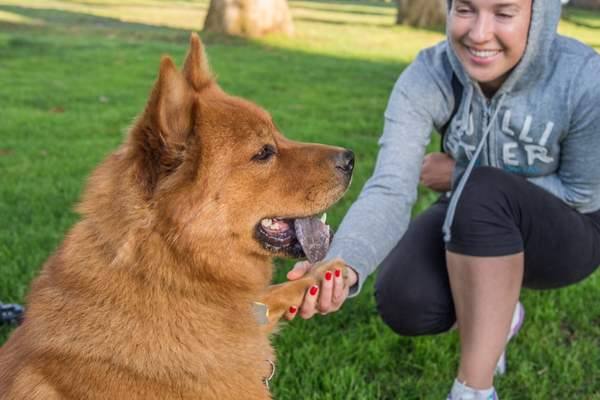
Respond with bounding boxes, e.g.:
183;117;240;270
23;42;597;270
183;33;213;91
147;56;194;144
134;56;196;196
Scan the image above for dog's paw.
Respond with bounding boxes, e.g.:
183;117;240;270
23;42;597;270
310;258;347;281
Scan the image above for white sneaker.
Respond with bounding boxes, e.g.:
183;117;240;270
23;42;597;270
446;379;499;400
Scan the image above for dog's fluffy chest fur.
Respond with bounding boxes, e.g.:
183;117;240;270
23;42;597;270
4;232;275;399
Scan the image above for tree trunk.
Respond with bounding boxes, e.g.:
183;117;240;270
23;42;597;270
203;0;294;37
396;0;447;29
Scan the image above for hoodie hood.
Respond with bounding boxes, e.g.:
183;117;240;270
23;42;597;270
445;0;563;95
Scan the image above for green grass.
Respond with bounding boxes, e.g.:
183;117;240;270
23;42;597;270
1;1;599;399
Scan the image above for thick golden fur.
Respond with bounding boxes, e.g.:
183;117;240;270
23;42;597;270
0;34;350;399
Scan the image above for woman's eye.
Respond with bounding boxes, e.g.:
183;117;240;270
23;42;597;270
252;145;276;162
497;13;514;19
455;7;473;15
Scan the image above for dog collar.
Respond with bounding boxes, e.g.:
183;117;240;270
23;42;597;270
251;303;275;388
252;301;269;325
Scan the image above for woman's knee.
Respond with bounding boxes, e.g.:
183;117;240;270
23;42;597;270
374;201;455;336
374;265;455;336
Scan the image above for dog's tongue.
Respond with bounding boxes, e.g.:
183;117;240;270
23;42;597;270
294;216;332;264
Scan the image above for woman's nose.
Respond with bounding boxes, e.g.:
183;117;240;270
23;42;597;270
468;14;494;44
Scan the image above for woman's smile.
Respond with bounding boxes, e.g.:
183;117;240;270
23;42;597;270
464;45;503;65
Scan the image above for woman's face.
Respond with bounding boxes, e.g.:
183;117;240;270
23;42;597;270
449;0;532;95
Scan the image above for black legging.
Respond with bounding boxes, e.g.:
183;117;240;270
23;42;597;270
374;167;600;336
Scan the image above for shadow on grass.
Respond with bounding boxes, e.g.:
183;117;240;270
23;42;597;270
0;4;202;42
294;15;394;28
289;0;395;17
64;0;208;11
292;5;393;17
291;0;397;10
0;3;405;106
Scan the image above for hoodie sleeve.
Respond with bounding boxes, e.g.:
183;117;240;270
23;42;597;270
323;49;453;296
528;55;600;213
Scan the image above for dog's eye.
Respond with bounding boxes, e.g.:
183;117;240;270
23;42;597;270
252;145;276;162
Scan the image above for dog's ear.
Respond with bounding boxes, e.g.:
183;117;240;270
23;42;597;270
134;56;196;196
147;56;195;144
183;33;213;91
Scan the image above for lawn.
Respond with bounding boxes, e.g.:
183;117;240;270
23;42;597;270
0;1;599;399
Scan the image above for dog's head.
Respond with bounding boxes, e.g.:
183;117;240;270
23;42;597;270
117;34;353;265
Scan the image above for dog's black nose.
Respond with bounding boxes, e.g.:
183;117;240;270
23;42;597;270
335;149;355;176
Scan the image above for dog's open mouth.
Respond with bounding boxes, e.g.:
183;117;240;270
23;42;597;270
256;214;332;262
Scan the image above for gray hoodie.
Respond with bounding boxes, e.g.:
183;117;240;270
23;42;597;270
324;0;600;295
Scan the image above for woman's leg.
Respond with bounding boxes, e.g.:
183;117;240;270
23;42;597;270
447;252;523;389
445;167;600;390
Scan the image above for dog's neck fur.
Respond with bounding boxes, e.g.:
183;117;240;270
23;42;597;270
74;147;274;305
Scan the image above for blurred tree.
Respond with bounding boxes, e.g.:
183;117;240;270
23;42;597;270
396;0;447;29
203;0;294;37
567;0;600;9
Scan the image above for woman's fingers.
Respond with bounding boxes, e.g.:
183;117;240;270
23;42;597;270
318;271;334;312
286;305;299;321
288;263;358;320
287;261;312;280
332;268;345;306
299;285;319;319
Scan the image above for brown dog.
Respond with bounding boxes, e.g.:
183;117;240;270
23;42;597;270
0;34;353;399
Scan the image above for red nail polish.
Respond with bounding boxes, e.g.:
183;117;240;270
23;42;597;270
334;269;341;278
325;272;332;281
309;286;318;296
289;306;297;314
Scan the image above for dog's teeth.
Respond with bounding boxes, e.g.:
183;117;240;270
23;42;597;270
320;213;327;224
261;219;273;228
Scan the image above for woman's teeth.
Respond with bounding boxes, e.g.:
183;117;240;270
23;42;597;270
468;47;501;58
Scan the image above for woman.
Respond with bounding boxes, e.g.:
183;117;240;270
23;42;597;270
287;0;600;398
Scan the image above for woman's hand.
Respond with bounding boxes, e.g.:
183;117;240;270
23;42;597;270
285;260;358;320
420;152;455;192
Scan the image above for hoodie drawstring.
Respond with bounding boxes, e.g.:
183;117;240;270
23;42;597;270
442;91;507;243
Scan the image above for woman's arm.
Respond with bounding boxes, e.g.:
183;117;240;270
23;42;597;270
322;50;455;297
